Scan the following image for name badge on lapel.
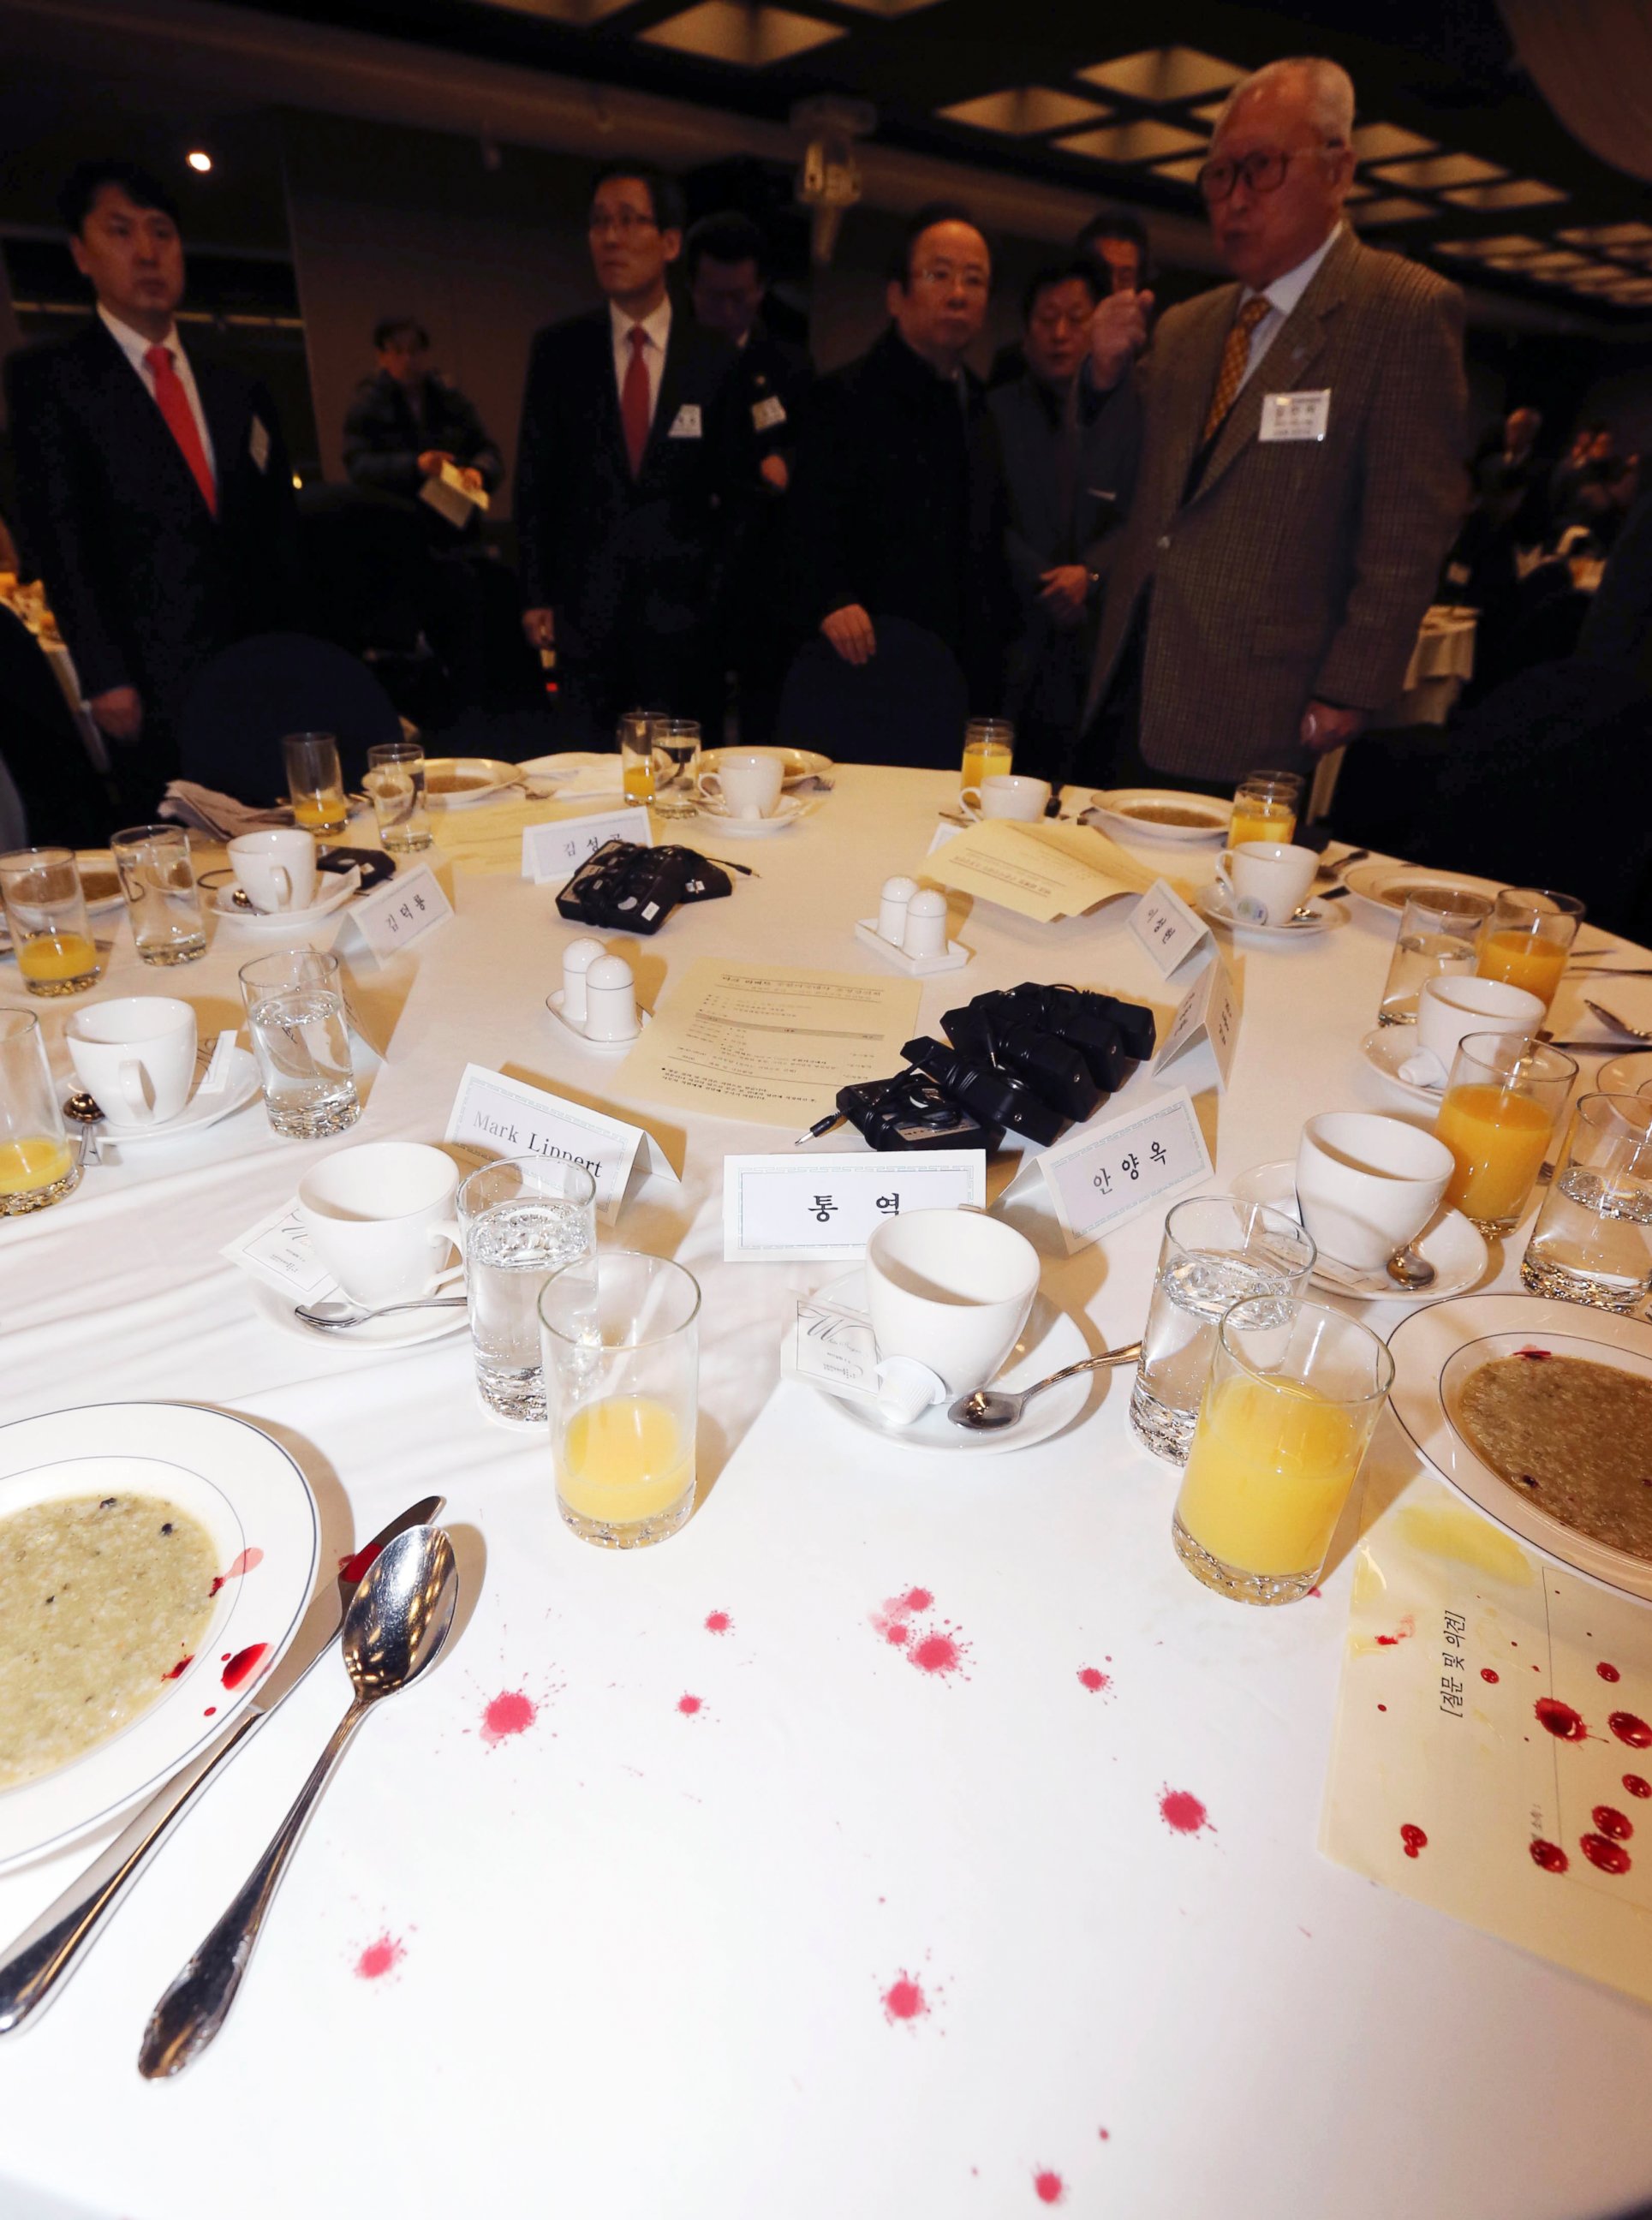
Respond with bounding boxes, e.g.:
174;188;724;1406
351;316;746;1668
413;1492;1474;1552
752;395;786;433
1258;390;1330;444
667;403;702;440
248;415;271;473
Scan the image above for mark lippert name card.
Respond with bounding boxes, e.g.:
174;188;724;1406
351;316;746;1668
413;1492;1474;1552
1002;1085;1213;1255
444;1062;677;1226
1128;877;1211;980
724;1149;987;1262
1152;957;1238;1095
523;806;653;885
335;862;452;967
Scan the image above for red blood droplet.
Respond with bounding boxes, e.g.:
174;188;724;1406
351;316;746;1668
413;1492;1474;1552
1400;1823;1428;1859
480;1691;535;1746
1624;1774;1652;1799
901;1587;933;1614
885;1622;909;1646
1515;1346;1552;1360
909;1632;963;1676
1076;1667;1109;1693
1610;1711;1652;1748
1377;1704;1387;1712
1033;2172;1065;2205
1535;1698;1589;1741
1530;1838;1569;1873
1592;1805;1634;1841
202;1705;216;1716
1581;1833;1632;1876
1159;1788;1210;1835
677;1693;703;1716
164;1653;193;1681
1597;1661;1622;1683
224;1546;263;1581
1098;2128;1111;2142
337;1541;382;1587
881;1973;927;2025
355;1934;405;1980
220;1643;268;1690
704;1610;731;1634
1306;1586;1322;1598
1481;1668;1500;1683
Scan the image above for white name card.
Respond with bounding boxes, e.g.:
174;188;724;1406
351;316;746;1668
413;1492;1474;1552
724;1149;986;1262
524;808;653;886
1128;878;1211;979
1029;1085;1213;1254
444;1062;677;1226
1152;957;1238;1095
344;863;453;964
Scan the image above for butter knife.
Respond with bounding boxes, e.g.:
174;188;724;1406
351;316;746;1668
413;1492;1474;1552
0;1493;444;2036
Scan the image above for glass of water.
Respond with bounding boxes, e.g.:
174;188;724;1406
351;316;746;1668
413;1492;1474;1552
649;718;701;820
365;741;432;854
1376;890;1493;1025
456;1155;597;1425
1521;1093;1652;1312
111;823;207;964
238;948;360;1138
1130;1195;1318;1463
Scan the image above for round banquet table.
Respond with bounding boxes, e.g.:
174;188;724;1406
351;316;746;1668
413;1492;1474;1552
2;767;1650;2220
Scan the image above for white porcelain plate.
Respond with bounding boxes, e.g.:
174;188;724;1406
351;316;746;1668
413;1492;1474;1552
249;1280;469;1352
1086;788;1229;844
1199;884;1346;940
1340;860;1504;927
1230;1158;1489;1302
780;1269;1095;1456
210;864;360;930
102;1046;261;1144
1387;1293;1652;1603
421;756;520;807
1358;1024;1446;1108
0;1402;319;1871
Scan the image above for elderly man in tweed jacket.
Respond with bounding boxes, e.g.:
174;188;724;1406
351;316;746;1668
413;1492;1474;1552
1071;57;1467;791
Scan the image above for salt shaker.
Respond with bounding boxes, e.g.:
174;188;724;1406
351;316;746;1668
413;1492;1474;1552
902;888;949;960
877;875;917;949
561;936;605;1026
583;953;640;1042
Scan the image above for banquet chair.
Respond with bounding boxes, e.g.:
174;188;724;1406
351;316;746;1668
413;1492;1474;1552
774;615;969;769
176;633;403;806
0;605;113;846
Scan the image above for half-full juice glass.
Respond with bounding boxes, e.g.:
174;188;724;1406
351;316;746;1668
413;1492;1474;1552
1475;886;1583;1012
1434;1031;1577;1233
540;1251;700;1549
1173;1296;1393;1606
0;846;101;996
0;1009;80;1212
1229;769;1303;850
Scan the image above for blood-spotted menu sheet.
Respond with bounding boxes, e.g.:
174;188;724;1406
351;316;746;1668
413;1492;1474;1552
618;961;920;1131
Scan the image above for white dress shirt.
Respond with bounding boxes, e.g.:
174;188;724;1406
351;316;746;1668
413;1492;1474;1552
98;303;217;482
609;295;672;428
1232;222;1343;398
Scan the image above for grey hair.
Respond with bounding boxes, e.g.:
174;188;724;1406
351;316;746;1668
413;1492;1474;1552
1211;57;1357;147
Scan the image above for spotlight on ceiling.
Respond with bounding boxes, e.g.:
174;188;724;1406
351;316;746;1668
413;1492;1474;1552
187;150;212;174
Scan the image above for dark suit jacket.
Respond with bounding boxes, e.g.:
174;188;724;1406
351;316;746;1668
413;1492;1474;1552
3;319;301;725
987;372;1137;612
513;305;743;674
1082;228;1466;780
343;369;503;500
784;325;1014;710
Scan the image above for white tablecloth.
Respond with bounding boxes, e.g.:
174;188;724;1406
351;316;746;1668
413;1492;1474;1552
2;768;1649;2220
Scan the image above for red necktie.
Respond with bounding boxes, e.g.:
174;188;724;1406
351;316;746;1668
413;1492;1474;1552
621;325;651;479
144;342;217;516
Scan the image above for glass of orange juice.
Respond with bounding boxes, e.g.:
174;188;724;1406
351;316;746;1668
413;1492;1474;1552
1434;1031;1577;1233
0;1009;81;1214
1475;886;1583;1012
0;846;102;996
618;709;656;804
282;731;348;837
1173;1296;1393;1606
961;718;1014;797
1229;768;1303;850
540;1251;700;1549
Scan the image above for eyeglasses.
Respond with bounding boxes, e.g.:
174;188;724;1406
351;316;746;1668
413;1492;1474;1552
912;266;990;295
1196;144;1344;203
589;211;660;237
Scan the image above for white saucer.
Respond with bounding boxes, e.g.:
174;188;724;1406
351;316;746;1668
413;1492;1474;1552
1230;1159;1489;1302
691;795;813;838
1085;788;1229;844
545;989;652;1053
853;920;970;976
1359;1025;1446;1107
780;1269;1094;1455
699;745;832;790
101;1047;261;1143
1199;883;1345;940
249;1278;469;1351
212;865;360;930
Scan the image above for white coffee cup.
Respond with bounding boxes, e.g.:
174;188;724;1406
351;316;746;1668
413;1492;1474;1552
296;1141;462;1308
697;749;785;821
1295;1111;1455;1270
864;1208;1041;1395
66;997;197;1127
960;774;1051;823
1214;840;1318;928
1406;974;1546;1089
228;828;318;914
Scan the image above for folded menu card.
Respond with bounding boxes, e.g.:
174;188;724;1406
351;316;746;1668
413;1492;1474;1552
923;819;1192;924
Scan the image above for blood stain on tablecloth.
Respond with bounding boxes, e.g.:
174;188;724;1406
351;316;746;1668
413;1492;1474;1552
1159;1788;1212;1836
1032;2169;1065;2204
1597;1661;1622;1682
1098;2128;1111;2142
1530;1838;1569;1873
221;1643;268;1690
480;1690;537;1746
880;1972;928;2026
1580;1833;1632;1876
210;1546;264;1596
1609;1710;1652;1749
355;1933;406;1980
869;1588;970;1678
1077;1667;1111;1693
1374;1615;1416;1648
1535;1698;1589;1741
1592;1805;1634;1841
1625;1775;1652;1799
1400;1823;1428;1859
677;1692;704;1716
704;1610;732;1634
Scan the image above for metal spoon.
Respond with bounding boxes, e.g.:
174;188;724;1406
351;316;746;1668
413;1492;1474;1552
295;1294;468;1331
947;1340;1142;1432
137;1524;459;2078
1385;1244;1436;1290
1585;1000;1652;1043
62;1089;114;1167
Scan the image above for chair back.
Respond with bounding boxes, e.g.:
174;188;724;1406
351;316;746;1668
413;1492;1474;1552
774;616;969;769
176;633;403;803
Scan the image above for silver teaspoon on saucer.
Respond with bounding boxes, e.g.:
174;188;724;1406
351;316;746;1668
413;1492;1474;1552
296;1295;468;1331
138;1524;459;2078
948;1340;1142;1432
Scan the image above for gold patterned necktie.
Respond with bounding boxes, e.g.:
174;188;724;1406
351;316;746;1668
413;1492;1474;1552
1201;295;1272;444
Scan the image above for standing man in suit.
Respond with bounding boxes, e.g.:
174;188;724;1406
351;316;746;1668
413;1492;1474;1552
4;160;301;819
1071;57;1466;791
516;163;743;748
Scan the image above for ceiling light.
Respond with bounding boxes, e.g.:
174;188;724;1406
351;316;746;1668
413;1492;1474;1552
1352;197;1434;226
938;87;1112;135
1369;152;1506;189
1442;180;1566;210
1351;122;1436;162
640;0;842;64
1151;156;1207;185
1076;46;1244;103
1056;119;1207;164
186;150;212;174
1559;222;1652;247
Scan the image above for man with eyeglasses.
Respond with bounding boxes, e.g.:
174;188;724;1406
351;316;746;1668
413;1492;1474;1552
1071;56;1466;792
515;162;743;745
784;203;1014;733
